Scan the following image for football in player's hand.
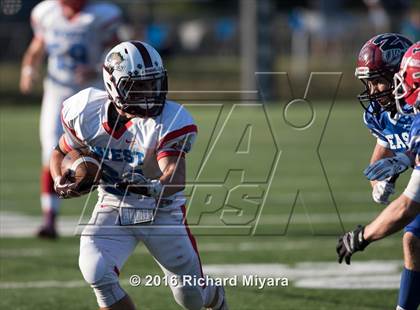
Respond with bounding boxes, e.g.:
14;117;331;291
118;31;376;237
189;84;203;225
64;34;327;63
61;149;102;194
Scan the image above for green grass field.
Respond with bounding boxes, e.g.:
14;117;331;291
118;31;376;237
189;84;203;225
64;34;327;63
0;101;409;309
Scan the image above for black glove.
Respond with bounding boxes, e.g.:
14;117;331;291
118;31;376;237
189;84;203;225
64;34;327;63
54;170;84;199
336;225;370;265
116;172;150;196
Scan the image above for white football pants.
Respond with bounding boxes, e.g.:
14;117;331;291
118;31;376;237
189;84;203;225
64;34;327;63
78;203;217;309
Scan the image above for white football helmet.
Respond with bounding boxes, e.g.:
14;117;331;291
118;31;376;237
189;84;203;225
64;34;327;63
103;41;168;117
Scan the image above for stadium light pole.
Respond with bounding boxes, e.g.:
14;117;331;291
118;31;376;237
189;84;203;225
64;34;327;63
240;0;274;102
257;0;273;102
240;0;257;101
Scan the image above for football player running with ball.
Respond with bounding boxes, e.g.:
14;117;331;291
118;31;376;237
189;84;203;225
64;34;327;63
20;0;122;238
50;41;228;310
337;42;420;310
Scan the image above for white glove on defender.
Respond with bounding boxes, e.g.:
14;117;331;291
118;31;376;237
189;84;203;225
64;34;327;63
372;180;395;205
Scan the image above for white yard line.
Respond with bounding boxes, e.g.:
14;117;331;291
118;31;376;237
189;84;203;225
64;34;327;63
0;212;79;237
0;237;400;259
203;261;402;289
0;210;381;237
0;280;87;289
0;261;402;290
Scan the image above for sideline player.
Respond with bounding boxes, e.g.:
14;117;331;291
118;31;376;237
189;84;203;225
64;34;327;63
50;41;228;310
355;33;413;205
338;42;420;310
19;0;122;238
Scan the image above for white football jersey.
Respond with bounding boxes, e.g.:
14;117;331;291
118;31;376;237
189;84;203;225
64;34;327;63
61;88;197;208
31;0;122;87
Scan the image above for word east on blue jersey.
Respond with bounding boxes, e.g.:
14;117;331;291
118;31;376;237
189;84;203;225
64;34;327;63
363;102;415;152
408;113;420;170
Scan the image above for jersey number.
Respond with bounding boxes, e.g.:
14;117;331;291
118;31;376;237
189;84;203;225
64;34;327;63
49;43;88;70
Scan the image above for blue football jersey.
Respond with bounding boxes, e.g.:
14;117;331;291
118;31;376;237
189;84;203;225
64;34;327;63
363;102;414;153
408;113;420;170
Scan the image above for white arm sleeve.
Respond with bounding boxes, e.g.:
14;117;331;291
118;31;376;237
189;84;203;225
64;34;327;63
403;169;420;203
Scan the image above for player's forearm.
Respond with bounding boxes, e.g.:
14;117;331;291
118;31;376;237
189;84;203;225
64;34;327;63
159;169;185;196
50;149;64;179
370;144;393;163
20;38;45;93
158;162;186;197
21;50;41;70
364;194;419;242
21;39;44;72
155;156;186;197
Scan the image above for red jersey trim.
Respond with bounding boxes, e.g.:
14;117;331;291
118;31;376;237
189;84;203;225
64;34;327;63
62;137;73;153
102;121;133;139
65;11;81;23
158;124;198;150
180;205;205;282
156;151;185;161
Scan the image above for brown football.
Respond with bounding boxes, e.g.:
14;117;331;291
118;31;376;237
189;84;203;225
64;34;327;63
61;149;101;194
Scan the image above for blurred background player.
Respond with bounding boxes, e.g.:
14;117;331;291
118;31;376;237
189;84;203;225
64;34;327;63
19;0;122;238
340;41;420;310
355;33;413;206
